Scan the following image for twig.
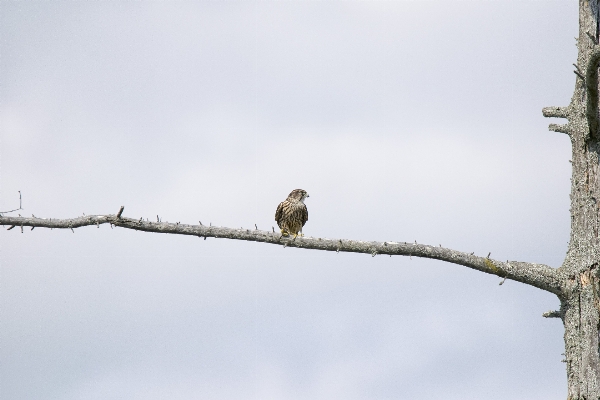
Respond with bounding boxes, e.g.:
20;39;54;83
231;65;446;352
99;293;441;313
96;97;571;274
0;191;23;214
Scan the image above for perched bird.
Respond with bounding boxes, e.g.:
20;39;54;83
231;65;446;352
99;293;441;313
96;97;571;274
275;189;309;238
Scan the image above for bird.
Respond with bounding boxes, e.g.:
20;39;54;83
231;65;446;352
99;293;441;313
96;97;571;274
275;189;309;238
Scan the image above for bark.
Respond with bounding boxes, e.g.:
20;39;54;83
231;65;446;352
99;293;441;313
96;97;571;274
0;209;561;294
542;1;600;398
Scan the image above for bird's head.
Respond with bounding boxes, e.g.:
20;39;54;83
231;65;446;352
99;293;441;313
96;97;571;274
288;189;309;203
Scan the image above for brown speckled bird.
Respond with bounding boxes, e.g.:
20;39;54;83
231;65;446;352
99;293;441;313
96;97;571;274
275;189;309;238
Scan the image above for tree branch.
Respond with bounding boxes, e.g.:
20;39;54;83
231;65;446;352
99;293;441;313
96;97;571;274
542;106;569;119
543;310;562;318
548;123;571;135
586;48;600;140
0;209;562;295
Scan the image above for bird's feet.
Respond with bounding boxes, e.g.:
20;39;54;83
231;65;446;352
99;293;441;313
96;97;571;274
280;229;289;237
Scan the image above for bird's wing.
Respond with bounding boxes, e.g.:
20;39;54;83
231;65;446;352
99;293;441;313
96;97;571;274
300;203;308;226
275;201;285;225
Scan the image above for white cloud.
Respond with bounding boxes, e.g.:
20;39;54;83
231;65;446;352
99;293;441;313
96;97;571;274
0;1;574;399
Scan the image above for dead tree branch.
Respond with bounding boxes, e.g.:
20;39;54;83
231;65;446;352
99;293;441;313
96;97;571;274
548;123;571;134
543;310;562;318
542;106;569;119
0;208;563;295
586;48;600;140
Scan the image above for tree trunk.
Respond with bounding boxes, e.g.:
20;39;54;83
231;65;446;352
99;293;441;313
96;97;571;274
554;1;600;398
563;273;600;398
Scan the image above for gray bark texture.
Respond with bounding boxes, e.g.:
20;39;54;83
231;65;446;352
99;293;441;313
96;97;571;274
541;1;600;398
2;2;600;397
0;210;561;294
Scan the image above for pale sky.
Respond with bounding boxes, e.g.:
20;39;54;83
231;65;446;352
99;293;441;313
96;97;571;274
1;1;576;399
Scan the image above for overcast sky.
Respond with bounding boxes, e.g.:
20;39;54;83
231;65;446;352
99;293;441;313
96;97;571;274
0;1;577;399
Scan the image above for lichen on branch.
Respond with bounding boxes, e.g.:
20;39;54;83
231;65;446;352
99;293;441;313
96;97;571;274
0;207;562;295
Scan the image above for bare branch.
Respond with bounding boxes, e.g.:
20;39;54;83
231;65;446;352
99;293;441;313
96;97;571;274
549;123;571;134
0;211;563;295
542;106;569;119
543;310;562;318
585;48;600;140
